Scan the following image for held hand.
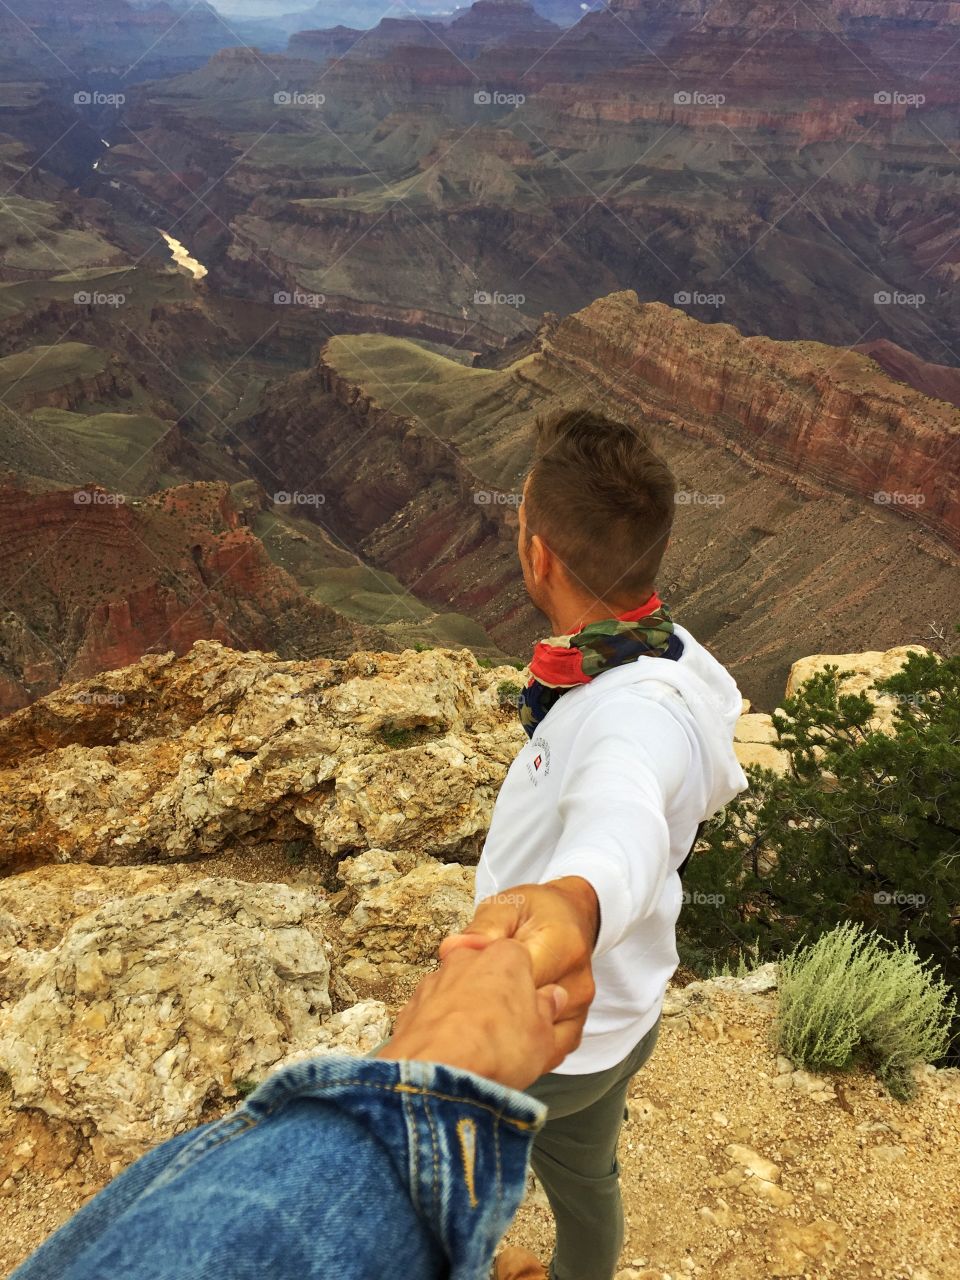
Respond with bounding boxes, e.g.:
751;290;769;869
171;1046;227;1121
376;939;570;1089
438;877;599;1060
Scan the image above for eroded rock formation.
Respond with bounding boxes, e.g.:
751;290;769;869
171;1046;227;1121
544;294;960;549
0;877;332;1157
0;641;523;873
241;294;960;705
88;0;960;359
336;849;476;981
0;638;956;1278
732;643;929;771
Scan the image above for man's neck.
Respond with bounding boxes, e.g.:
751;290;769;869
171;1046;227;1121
548;596;644;636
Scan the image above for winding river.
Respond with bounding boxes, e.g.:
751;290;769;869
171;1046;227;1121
159;229;208;281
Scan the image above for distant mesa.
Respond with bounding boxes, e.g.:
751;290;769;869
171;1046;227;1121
89;0;960;366
1;0;958;718
290;0;561;59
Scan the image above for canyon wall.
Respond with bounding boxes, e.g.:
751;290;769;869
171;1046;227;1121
542;293;960;549
0;480;394;713
92;7;960;362
240;294;960;705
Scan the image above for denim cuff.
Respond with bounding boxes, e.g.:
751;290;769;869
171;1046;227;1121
242;1053;546;1279
243;1053;547;1133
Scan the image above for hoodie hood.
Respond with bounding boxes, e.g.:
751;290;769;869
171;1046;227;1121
579;623;749;818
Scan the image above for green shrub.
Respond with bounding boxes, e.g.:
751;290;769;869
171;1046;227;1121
707;940;760;980
678;645;960;1065
777;922;956;1099
497;679;522;709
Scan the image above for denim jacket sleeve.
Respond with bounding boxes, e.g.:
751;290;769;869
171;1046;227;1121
12;1054;547;1280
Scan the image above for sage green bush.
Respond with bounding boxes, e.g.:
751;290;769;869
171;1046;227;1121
777;922;956;1099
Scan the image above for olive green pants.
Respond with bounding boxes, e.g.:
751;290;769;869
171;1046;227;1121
523;1017;661;1280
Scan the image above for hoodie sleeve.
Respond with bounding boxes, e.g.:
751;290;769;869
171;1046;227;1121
540;690;695;958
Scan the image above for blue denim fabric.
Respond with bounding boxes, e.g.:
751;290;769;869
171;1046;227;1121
12;1055;547;1280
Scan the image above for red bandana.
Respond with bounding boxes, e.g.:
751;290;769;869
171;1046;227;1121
528;592;664;687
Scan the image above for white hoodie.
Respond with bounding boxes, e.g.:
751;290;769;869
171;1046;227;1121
475;624;748;1075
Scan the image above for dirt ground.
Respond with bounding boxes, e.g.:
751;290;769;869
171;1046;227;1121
507;987;960;1280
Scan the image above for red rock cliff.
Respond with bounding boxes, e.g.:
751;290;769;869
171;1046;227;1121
542;293;960;548
0;480;393;714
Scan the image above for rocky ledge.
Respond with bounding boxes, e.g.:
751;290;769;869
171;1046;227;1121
0;641;523;874
0;637;926;869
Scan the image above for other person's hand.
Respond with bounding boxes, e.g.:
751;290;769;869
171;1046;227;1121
438;877;599;1061
376;939;569;1088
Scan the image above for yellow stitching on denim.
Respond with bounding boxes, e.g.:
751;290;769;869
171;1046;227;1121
264;1076;537;1132
229;1113;257;1133
392;1083;537;1132
456;1118;479;1209
401;1088;421;1213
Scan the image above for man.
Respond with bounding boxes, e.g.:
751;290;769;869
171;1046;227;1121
12;941;581;1280
442;410;747;1280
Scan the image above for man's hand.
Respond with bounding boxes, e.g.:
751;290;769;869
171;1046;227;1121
438;877;599;1061
376;939;569;1089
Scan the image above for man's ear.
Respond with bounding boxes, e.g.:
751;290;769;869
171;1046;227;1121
528;532;551;584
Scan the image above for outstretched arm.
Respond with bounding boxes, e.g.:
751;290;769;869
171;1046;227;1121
442;696;691;1048
12;942;569;1280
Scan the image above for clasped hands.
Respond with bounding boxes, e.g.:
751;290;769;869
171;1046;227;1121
379;877;599;1091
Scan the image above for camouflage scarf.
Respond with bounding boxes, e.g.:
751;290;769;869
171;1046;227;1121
518;593;683;738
